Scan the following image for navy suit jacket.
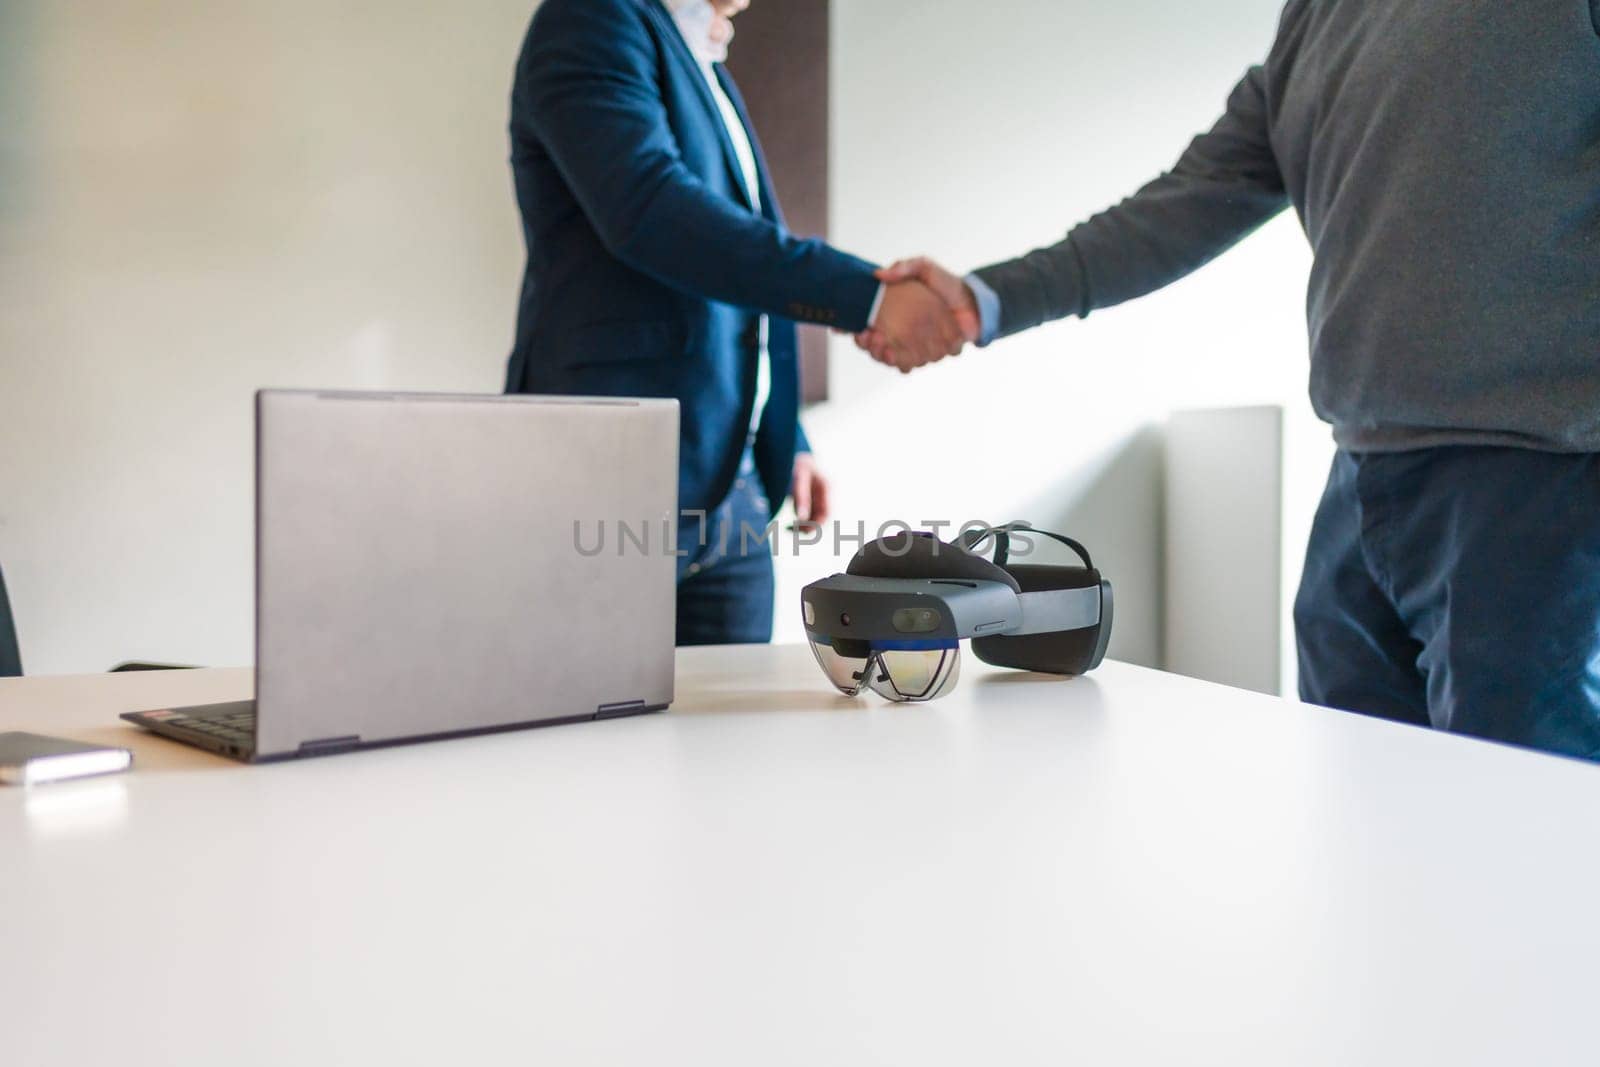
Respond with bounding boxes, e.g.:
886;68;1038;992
505;0;881;517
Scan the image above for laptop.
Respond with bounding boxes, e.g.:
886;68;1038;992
124;390;680;762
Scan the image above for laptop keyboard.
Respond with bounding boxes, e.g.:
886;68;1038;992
170;707;257;747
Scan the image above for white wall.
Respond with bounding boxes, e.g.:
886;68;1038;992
776;0;1330;680
1164;407;1284;695
0;2;532;673
0;0;1331;680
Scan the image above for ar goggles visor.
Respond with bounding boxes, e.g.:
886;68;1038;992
807;637;963;703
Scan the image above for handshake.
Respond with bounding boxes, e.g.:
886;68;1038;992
854;258;980;374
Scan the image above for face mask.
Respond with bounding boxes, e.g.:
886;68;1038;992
668;0;732;64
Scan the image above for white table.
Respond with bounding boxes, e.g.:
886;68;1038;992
5;646;1600;1065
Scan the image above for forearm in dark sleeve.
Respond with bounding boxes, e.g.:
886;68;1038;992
518;0;881;331
974;66;1290;340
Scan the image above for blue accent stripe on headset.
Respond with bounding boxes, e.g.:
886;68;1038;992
868;639;959;652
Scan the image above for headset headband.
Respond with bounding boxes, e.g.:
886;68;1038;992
958;521;1094;570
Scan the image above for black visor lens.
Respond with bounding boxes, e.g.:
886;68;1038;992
808;639;870;696
867;645;961;702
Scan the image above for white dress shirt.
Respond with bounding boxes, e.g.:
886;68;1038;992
664;0;771;437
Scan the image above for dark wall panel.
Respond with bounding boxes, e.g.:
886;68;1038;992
725;1;831;404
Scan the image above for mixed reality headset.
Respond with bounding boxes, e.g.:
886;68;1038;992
801;522;1113;702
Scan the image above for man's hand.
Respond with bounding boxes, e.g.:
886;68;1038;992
868;279;968;374
791;452;830;528
856;258;981;370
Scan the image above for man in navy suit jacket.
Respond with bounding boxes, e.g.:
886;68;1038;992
507;0;965;646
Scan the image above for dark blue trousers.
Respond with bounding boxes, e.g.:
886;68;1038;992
675;454;774;647
1295;447;1600;760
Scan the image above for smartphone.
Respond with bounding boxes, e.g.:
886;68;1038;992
0;732;133;786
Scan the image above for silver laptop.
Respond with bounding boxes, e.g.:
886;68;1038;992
124;390;679;761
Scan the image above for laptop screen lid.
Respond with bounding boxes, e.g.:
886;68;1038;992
253;390;679;759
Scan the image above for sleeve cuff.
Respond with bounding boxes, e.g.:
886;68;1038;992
867;282;886;329
972;235;1091;341
964;273;1002;347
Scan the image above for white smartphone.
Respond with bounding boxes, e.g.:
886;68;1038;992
0;732;133;786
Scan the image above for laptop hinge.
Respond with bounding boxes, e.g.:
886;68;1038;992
297;735;362;756
595;701;648;721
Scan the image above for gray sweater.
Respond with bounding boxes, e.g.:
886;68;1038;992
975;0;1600;452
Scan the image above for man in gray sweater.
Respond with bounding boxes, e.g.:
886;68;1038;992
864;0;1600;759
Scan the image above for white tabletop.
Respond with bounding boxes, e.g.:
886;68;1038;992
4;646;1600;1065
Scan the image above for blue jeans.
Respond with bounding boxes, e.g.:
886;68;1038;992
1295;447;1600;760
675;454;774;646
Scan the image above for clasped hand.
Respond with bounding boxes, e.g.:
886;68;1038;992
854;258;980;374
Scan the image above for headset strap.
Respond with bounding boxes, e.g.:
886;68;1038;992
958;522;1094;571
1012;587;1102;634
